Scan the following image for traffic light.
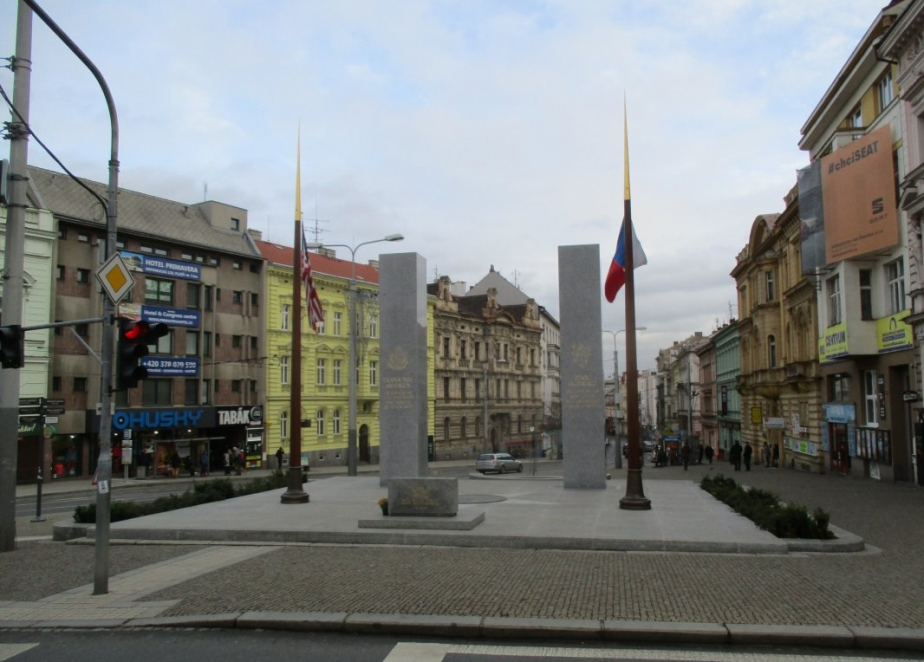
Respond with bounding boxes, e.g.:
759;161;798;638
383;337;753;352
116;318;169;389
0;325;24;369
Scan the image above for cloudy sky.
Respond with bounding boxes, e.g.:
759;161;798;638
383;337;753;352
0;0;886;371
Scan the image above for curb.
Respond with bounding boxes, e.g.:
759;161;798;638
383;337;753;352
101;613;924;652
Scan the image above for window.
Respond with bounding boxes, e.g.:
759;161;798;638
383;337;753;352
832;373;851;402
768;335;777;368
74;377;87;392
186;331;199;357
460;339;467;359
280;411;288;440
56;265;64;280
849;106;863;129
461;417;467;439
145;278;174;305
518;415;523;434
52;376;61;392
333;312;342;336
859;269;873;321
187;283;200;309
251;292;259;307
317;358;327;385
369;360;377;386
444;417;451;442
281;304;290;330
864;370;878;426
209;257;220;266
200;380;211;405
316;319;325;334
333;409;341;434
474;341;481;361
58;228;66;240
142;379;172;406
232;335;242;349
182;252;193;261
516;347;522;365
765;271;775;303
204;286;213;311
280;356;289;385
250;336;257;351
333;359;342;386
77;268;90;283
461;378;467;402
516;381;522;400
887;259;905;314
232;380;242;393
203;332;212;357
475;378;481;402
153;330;172;355
317;410;325;436
78;233;90;243
232;290;243;305
231;217;240;231
185;379;198;406
250;262;260;273
827;275;842;326
530;348;536;366
75;323;89;338
369;314;378;338
153;247;168;257
233;261;242;270
443;377;450;401
443;337;450;357
878;71;894;111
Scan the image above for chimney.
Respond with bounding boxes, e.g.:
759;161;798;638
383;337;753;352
368;259;380;270
318;247;336;259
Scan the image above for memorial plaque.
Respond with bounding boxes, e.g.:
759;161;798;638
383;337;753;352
387;477;458;517
379;252;429;486
559;244;607;489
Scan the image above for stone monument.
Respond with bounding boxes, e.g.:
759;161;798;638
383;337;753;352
558;244;607;489
378;252;429;486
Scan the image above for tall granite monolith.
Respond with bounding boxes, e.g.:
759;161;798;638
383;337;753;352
559;244;607;489
379;252;429;486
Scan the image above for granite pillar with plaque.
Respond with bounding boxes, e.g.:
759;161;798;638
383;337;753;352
559;244;607;489
379;252;429;487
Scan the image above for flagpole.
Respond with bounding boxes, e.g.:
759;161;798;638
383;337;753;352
619;100;651;510
282;132;308;504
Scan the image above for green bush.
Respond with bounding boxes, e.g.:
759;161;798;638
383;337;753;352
73;473;293;524
700;474;834;540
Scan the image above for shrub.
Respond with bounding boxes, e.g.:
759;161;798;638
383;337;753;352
73;473;292;524
700;473;834;540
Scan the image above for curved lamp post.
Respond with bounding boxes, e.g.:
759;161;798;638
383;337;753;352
308;234;403;476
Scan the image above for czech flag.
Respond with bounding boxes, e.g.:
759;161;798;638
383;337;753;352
604;218;647;303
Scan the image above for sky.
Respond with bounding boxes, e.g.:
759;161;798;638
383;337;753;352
0;0;888;372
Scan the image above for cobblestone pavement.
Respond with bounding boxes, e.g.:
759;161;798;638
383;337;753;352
139;463;924;628
3;462;924;631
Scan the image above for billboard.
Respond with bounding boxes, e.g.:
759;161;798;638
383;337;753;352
821;126;898;263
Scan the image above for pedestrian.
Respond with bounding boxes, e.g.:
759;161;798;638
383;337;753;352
680;441;691;470
704;444;714;464
236;447;245;475
276;446;285;474
223;449;232;476
697;444;704;465
763;442;771;468
200;449;209;477
730;440;742;471
743;441;753;471
170;450;181;479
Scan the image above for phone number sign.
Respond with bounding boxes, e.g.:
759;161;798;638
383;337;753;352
141;357;199;377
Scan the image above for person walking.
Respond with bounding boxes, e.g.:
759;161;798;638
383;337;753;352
236;447;246;475
704;444;714;464
199;449;209;477
730;440;743;471
697;444;704;465
169;450;181;479
680;441;692;471
276;446;285;474
763;442;771;468
223;449;232;476
743;441;753;471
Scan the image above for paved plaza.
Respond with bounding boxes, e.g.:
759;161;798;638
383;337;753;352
2;459;924;651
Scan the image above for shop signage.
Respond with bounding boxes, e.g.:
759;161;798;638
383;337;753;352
141;356;199;377
217;405;263;426
764;417;785;429
44;407;65;416
45;398;65;407
19;421;39;436
121;251;201;281
120;303;201;329
784;436;819;457
19;397;42;407
112;407;215;430
903;391;919;402
818;322;849;364
877;310;912;354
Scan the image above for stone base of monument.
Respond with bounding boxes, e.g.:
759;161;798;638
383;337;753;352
358;510;485;530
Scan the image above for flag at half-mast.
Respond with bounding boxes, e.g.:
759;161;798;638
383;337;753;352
604;104;648;303
302;228;324;332
295;133;324;332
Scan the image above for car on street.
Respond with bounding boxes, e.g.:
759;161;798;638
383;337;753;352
475;453;523;474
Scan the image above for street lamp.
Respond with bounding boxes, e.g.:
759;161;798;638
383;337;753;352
308;234;404;476
603;327;646;468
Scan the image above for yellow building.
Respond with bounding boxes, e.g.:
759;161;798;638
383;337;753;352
256;240;434;468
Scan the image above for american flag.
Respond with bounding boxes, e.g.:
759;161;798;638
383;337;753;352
302;229;324;332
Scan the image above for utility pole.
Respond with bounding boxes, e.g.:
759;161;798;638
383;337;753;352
0;1;33;553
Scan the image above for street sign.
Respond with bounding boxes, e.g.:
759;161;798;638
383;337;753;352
97;252;135;304
18;407;42;415
18;416;41;424
19;397;42;407
44;407;65;416
44;398;65;407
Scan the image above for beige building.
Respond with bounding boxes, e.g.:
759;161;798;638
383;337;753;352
732;189;823;473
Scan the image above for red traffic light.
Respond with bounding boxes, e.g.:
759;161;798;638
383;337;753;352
123;320;150;341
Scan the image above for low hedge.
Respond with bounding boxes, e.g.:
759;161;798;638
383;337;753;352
700;474;834;540
73;473;300;524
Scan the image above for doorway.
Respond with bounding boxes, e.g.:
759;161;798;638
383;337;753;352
831;423;850;475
